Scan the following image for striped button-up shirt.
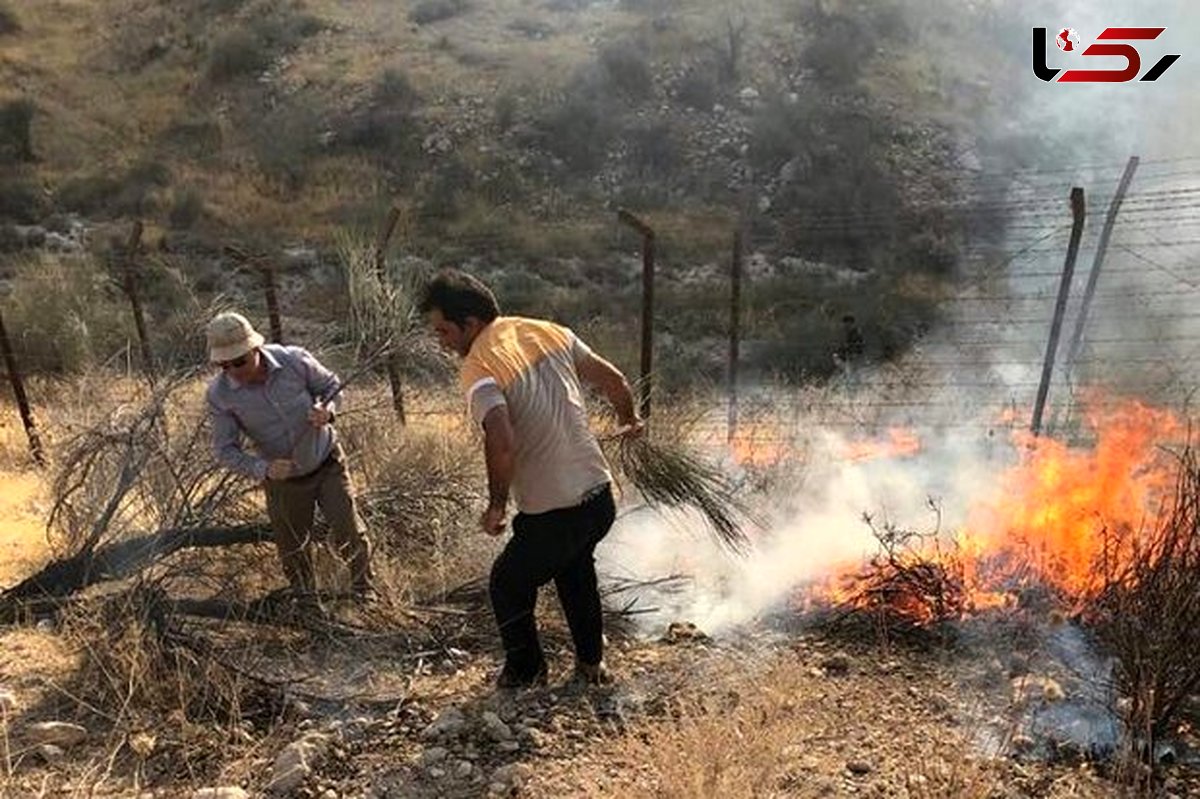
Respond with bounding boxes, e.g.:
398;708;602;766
206;344;342;481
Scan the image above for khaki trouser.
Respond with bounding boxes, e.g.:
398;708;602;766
263;446;373;593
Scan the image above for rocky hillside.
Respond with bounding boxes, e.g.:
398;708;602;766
0;0;1044;383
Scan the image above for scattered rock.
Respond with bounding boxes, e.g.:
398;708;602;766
27;721;88;748
420;746;449;768
192;789;251;799
480;711;513;742
490;763;531;790
267;732;331;795
821;652;852;677
421;707;468;741
35;744;65;765
661;621;709;644
846;760;874;776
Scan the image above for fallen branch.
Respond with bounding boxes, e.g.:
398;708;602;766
1;523;273;608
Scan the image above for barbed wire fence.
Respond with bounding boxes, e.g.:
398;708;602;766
4;155;1200;465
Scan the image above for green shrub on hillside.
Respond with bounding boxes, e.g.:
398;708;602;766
0;3;20;36
207;29;270;81
3;254;132;374
675;66;720;112
0;177;47;223
599;41;653;102
58;161;172;218
250;100;322;191
168;187;205;229
409;0;471;25
529;91;619;175
162;118;223;160
0;99;35;164
206;5;323;83
339;69;423;168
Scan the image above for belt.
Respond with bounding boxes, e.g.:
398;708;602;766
285;448;338;482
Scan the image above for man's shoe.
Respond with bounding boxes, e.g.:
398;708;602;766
495;660;548;690
289;590;327;621
571;660;613;687
351;583;380;605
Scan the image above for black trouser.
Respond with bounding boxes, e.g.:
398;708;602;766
489;484;616;677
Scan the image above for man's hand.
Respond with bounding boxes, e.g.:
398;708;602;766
307;404;333;428
619;417;646;439
266;459;296;481
480;503;507;537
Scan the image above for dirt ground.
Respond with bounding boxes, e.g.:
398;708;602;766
2;583;1197;798
2;424;1197;798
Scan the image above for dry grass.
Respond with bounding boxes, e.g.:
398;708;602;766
597;654;1001;799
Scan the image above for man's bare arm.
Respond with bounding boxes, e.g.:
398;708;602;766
576;350;640;427
481;404;516;510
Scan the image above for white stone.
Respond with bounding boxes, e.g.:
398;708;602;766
27;721;88;748
36;744;65;764
192;789;251;799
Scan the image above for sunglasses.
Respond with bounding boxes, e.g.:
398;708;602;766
219;354;249;370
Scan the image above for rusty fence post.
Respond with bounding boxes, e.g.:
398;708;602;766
260;261;283;343
617;208;655;419
121;221;156;382
728;226;743;444
374;204;406;424
0;306;46;466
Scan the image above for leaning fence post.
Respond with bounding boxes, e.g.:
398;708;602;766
617;208;655;419
1031;187;1086;437
0;306;46;467
374;205;407;425
121;221;156;383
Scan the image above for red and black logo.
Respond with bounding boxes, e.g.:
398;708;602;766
1033;27;1180;82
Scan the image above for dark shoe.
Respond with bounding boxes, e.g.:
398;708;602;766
571;660;613;687
351;583;380;605
495;660;548;690
286;590;327;623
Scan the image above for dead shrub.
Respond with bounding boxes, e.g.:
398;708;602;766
1088;444;1200;782
59;585;276;729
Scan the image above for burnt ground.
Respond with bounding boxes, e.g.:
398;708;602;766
2;592;1198;799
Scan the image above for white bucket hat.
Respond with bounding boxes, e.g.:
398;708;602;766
206;312;265;363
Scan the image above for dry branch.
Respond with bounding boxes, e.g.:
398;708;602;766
1;524;272;609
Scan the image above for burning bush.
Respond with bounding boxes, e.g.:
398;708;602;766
1088;444;1200;771
821;507;970;645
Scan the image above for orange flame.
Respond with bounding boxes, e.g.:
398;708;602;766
965;400;1180;599
841;427;922;463
809;399;1184;620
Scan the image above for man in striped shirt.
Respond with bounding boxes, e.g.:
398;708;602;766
420;270;642;688
205;312;374;607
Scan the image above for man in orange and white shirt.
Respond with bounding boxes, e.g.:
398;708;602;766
420;269;641;688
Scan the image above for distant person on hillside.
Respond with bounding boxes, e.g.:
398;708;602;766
834;313;864;363
204;312;375;611
419;269;642;689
